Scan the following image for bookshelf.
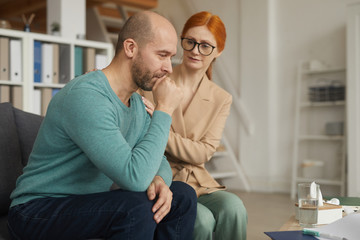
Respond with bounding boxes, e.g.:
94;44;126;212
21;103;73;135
0;28;113;115
291;62;346;199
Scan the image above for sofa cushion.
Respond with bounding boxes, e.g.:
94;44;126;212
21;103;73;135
13;108;43;166
0;103;23;215
0;215;10;239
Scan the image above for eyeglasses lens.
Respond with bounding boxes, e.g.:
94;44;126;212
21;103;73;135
181;38;214;56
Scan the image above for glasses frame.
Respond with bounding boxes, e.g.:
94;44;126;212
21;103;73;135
181;38;216;56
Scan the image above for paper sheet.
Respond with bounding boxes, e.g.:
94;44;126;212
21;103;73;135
304;213;360;240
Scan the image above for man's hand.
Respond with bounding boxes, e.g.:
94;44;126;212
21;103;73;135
147;176;173;223
152;77;183;116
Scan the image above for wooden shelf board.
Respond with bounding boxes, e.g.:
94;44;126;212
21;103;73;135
299;135;345;141
302;68;346;75
296;177;343;186
300;101;345;107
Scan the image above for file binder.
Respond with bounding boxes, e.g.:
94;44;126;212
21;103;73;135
74;46;83;77
34;40;42;83
52;43;59;84
0;85;10;102
41;43;53;84
83;47;95;73
0;37;9;80
10;39;22;82
10;86;22;109
59;44;71;84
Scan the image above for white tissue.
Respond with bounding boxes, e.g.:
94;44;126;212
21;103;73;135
310;181;323;206
310;181;317;198
318;187;323;206
327;198;340;205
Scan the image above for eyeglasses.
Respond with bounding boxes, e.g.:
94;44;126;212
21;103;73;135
181;38;216;56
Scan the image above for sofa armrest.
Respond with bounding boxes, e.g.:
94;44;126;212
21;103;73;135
13;108;43;166
0;103;23;215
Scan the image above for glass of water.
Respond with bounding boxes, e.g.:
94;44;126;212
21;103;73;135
297;182;320;228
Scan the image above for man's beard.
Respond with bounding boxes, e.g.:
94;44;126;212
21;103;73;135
131;54;166;91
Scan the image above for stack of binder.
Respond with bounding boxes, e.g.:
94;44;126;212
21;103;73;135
34;41;67;85
0;37;22;109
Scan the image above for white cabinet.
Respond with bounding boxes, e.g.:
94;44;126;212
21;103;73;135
0;28;113;115
291;62;346;199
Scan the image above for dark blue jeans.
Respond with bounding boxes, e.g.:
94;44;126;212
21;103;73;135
7;181;196;240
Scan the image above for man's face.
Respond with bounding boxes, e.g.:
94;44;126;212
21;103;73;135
131;51;166;91
131;25;178;91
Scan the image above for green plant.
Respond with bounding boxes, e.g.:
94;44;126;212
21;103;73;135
51;22;60;32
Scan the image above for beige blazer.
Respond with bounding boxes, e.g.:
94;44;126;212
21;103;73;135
142;66;232;197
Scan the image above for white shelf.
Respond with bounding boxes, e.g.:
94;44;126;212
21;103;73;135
0;28;114;115
302;68;346;75
34;83;66;88
295;177;343;186
291;61;346;199
298;135;345;141
300;101;345;107
0;80;23;86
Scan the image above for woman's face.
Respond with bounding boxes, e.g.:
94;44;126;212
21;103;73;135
182;25;222;71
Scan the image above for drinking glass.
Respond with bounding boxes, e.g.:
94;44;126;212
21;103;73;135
298;182;320;228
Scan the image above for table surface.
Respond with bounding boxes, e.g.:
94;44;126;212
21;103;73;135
279;215;302;231
279;214;337;231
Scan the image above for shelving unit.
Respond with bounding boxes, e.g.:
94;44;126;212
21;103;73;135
291;62;346;199
0;28;113;115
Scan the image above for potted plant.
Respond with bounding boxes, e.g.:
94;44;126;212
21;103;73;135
51;22;60;36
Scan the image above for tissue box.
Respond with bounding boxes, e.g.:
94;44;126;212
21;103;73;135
295;202;343;225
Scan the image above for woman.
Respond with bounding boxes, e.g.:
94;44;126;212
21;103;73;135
141;11;247;240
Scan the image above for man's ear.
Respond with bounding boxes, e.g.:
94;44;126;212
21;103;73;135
123;38;138;58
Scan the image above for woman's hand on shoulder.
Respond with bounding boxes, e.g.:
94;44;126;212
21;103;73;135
142;96;155;117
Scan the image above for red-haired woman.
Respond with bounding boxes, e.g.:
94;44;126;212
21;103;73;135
142;11;247;240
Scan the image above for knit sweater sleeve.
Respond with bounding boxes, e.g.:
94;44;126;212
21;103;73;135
139;111;172;186
61;88;172;192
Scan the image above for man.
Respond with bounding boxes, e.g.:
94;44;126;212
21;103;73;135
8;11;197;239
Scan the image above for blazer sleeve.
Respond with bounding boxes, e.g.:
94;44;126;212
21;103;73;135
166;94;232;165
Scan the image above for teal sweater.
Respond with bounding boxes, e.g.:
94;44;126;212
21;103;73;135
10;70;172;207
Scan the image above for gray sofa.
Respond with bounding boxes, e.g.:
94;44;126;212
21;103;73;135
0;102;43;240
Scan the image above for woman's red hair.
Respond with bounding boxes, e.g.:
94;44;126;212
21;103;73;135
181;11;226;80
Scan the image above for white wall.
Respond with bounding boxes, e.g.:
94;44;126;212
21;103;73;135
158;0;352;193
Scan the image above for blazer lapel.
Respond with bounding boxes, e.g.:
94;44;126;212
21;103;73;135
170;69;187;137
171;105;187;136
183;75;212;137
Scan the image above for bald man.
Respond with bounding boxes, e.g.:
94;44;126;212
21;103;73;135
8;11;197;240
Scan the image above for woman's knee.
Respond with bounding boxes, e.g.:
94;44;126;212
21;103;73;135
195;204;215;230
193;203;215;239
211;191;247;221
